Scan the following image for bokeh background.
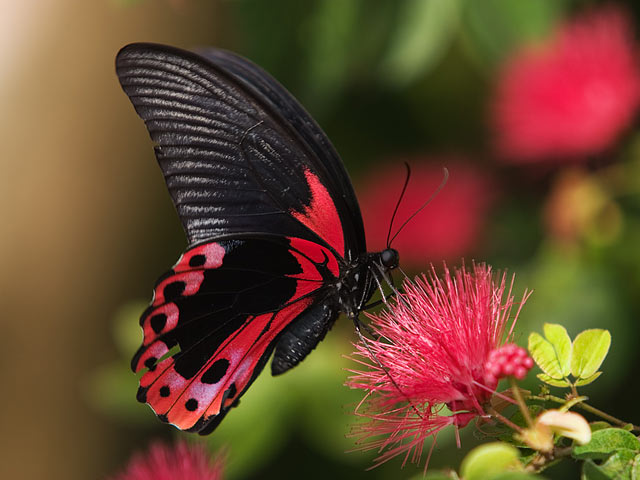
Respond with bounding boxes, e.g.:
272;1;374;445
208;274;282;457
3;0;640;478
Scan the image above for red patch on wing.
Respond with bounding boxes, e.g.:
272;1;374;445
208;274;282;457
290;169;345;256
288;237;340;278
146;298;313;430
174;243;225;272
142;303;179;346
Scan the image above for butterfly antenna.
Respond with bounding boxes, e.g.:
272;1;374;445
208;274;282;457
386;162;412;249
388;167;449;247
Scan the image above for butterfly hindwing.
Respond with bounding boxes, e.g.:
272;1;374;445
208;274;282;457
132;235;341;432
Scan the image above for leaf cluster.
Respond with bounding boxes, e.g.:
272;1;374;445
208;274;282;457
528;324;611;389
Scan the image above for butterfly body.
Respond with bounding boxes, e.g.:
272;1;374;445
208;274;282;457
117;43;397;434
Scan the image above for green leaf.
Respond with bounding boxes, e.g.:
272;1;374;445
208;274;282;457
590;422;612;432
381;0;460;85
536;373;571;387
528;332;564;379
460;442;523;480
543;323;572;376
631;453;640;480
491;473;546;480
600;449;636;478
573;428;640;460
582;460;615;480
571;330;611;380
575;371;603;387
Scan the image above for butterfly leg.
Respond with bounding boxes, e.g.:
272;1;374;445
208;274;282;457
352;312;377;338
361;291;397;311
351;313;423;419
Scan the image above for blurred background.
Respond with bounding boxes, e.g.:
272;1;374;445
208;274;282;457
2;0;640;478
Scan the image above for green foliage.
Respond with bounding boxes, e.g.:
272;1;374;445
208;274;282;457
582;460;618;480
572;428;640;460
570;330;611;382
582;449;640;480
528;324;611;389
528;325;571;386
460;443;525;480
85;302;151;424
573;429;640;480
599;449;637;478
380;0;460;86
461;0;566;68
422;472;458;480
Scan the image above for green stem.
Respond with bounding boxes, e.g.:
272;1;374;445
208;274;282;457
510;377;533;427
530;393;640;432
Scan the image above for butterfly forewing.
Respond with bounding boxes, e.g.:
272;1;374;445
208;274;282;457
116;43;365;258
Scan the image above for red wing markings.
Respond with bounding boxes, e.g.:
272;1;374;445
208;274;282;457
137;237;338;353
290;169;345;257
143;297;313;430
134;236;342;431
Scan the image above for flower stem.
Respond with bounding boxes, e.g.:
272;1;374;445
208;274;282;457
530;393;640;432
525;446;573;473
488;407;523;433
510;377;532;427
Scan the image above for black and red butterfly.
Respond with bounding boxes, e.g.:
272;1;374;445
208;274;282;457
116;43;399;434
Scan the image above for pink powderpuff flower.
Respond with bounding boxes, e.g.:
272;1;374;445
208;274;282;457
347;263;531;467
492;6;640;162
357;160;494;266
110;440;224;480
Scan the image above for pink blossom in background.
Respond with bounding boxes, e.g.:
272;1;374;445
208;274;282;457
347;264;530;467
492;6;640;162
111;441;224;480
357;161;493;267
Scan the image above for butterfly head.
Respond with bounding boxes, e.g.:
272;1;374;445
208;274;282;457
380;248;399;270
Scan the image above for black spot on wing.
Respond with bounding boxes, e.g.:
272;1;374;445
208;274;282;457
150;313;168;334
144;357;157;371
164;281;186;301
189;254;206;267
201;359;230;384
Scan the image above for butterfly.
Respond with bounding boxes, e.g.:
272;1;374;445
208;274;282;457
116;43;399;434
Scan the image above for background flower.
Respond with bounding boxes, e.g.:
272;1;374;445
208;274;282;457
110;441;224;480
357;160;494;266
492;6;640;162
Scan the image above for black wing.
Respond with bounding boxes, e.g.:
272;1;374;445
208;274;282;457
116;42;365;260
